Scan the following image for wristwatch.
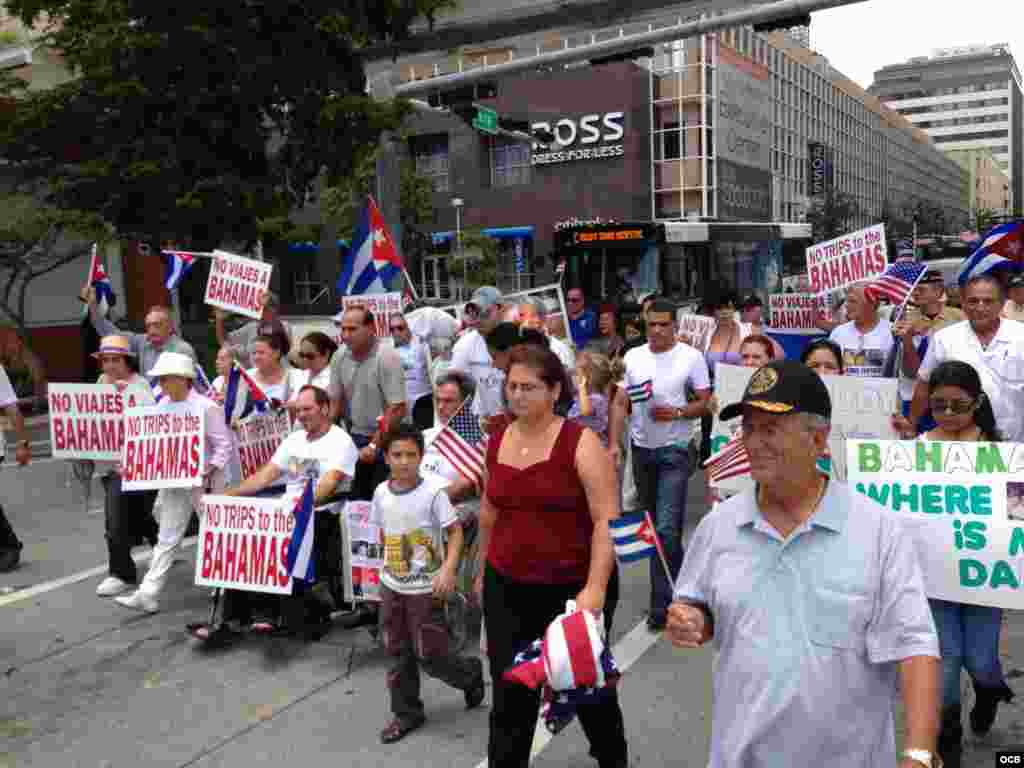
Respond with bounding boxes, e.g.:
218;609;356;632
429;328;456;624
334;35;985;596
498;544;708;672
674;407;685;420
900;749;942;768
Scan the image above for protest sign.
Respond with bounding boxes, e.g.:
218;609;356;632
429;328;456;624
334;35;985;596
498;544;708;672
204;250;274;320
236;409;291;480
341;500;383;602
48;383;154;460
439;283;573;347
121;400;205;490
848;439;1024;610
709;364;898;491
342;292;403;338
767;293;826;335
195;495;294;594
805;223;887;295
676;312;716;350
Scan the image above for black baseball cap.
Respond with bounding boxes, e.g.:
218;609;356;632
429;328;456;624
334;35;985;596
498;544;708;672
719;360;832;421
739;294;763;309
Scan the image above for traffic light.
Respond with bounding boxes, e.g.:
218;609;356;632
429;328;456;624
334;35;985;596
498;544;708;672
752;13;811;33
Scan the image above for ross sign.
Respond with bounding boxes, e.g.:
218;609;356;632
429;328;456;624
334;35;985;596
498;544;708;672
709;364;898;491
204;250;274;320
767;293;826;335
48;383;155;460
472;105;498;135
848;440;1024;609
805;224;888;295
342;292;403;339
807;142;834;199
717;159;772;222
342;501;384;602
121;400;205;491
195;495;294;595
236;409;292;480
676;312;716;350
531;112;625;166
716;41;772;173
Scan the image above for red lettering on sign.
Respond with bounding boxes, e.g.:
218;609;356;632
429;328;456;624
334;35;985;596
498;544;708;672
225;532;238;581
211;533;224;581
133;439;146;479
154;436;166;478
100;419;118;451
265;535;279;586
53;418;65;450
201;531;214;578
872;244;885;274
850;250;864;281
188;434;200;478
166;435;180;476
236;532;249;581
250;536;266;585
143;438;156;480
279;537;291;587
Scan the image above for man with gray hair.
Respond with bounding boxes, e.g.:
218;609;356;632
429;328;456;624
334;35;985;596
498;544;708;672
213;291;293;368
828;282;894;377
516;295;575;371
668;359;941;768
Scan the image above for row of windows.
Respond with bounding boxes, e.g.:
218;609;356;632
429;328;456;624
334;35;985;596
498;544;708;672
899;97;1008;114
933;130;1010;144
884;80;1009;101
916;114;1008;129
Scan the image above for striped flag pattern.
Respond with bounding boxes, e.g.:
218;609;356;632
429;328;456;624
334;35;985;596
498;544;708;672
609;512;656;564
88;243;115;316
161;250;196;291
433;400;487;487
703;432;751;483
223;363;271;424
864;260;927;306
193;362;213;396
626;379;652;405
285;479;316;582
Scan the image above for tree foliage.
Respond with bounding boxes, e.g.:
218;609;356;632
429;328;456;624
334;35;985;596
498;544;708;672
0;0;456;249
805;191;861;243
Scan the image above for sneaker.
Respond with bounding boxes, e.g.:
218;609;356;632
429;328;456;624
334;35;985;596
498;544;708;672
96;576;132;597
114;591;159;614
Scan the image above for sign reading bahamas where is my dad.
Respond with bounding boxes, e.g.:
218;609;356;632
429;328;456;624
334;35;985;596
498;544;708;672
204;250;273;320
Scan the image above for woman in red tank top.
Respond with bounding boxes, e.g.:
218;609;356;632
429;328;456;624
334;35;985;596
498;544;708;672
475;344;627;768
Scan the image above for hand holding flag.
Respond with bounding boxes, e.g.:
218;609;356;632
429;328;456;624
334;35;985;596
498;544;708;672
864;260;927;306
432;396;487;487
84;243;115;317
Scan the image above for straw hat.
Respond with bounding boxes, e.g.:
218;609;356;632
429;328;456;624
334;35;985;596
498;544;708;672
92;335;136;359
147;352;196;379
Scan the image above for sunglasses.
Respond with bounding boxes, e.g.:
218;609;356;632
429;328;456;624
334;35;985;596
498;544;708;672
299;351;320;359
929;397;978;415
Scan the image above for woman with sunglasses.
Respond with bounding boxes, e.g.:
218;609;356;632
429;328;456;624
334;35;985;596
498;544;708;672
892;360;1013;767
286;332;337;422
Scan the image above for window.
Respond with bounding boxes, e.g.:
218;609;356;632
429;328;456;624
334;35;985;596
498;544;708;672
411;134;450;192
490;137;531;187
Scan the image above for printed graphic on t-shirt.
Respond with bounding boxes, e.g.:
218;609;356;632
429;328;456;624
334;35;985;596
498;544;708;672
384;529;443;584
841;347;885;377
288;457;321;488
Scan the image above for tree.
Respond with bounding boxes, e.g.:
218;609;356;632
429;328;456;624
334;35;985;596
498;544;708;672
805;191;861;243
0;0;456;251
450;228;500;295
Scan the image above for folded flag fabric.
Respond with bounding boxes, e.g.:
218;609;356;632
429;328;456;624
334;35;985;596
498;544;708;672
626;379;652;405
704;432;751;483
609;512;657;564
865;260;927;306
285;479;316;582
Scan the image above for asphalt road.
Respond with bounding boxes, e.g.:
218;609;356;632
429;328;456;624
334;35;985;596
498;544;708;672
3;460;1024;767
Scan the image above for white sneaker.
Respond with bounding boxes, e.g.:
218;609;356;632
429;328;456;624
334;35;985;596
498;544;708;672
96;576;132;597
114;591;159;614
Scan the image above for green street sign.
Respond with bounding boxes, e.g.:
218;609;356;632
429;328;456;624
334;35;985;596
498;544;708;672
472;106;498;135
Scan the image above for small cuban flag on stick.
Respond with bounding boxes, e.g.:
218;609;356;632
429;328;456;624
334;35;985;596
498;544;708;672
625;379;653;405
286;479;316;583
86;242;115;317
608;511;674;585
161;249;200;291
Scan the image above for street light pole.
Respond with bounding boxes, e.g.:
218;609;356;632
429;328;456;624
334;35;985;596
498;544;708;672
452;197;465;300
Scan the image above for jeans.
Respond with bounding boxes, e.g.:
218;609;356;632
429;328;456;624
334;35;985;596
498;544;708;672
101;474;158;583
631;443;689;622
929;598;1008;707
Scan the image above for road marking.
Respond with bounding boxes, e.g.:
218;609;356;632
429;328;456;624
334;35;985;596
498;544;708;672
472;618;663;768
0;537;196;609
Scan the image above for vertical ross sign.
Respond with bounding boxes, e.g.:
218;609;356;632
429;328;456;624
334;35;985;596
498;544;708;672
204;250;274;320
48;383;154;460
121;401;205;491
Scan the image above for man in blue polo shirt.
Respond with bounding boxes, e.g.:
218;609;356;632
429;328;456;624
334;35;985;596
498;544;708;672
566;287;597;350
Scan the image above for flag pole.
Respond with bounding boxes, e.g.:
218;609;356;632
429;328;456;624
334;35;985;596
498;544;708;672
402;267;421;301
643;510;676;588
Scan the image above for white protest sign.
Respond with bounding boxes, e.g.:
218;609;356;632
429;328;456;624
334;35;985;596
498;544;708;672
767;293;826;335
236;409;291;480
848;439;1024;609
121;400;205;490
342;292;403;339
341;500;383;603
677;312;716;350
204;249;274;320
195;495;294;594
709;364;898;491
806;223;887;295
48;383;154;460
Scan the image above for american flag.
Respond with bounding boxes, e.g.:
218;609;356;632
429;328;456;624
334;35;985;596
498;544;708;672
433;400;487;487
864;260;927;305
703;432;751;483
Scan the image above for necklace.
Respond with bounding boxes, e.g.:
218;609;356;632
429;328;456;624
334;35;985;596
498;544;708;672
515;418;558;456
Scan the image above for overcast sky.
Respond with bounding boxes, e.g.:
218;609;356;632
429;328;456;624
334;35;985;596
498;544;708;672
809;0;1022;89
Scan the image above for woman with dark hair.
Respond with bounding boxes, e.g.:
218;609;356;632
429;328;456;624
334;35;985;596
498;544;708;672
476;344;626;768
800;339;845;376
587;303;625;359
246;331;292;403
892;360;1012;767
286;331;338;423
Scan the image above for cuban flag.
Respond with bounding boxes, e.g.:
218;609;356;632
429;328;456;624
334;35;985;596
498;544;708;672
957;221;1024;286
609;512;657;564
222;363;271;423
626;379;652;405
336;197;404;296
88;243;115;316
192;362;213;396
162;249;196;291
286;479;316;582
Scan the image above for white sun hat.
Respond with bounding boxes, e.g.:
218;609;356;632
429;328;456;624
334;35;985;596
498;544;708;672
147;351;196;379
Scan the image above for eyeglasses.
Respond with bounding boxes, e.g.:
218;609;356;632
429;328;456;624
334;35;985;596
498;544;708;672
929;397;977;415
299;351;318;360
506;382;544;395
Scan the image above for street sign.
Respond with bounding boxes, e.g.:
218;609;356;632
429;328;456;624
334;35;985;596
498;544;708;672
472;105;498;135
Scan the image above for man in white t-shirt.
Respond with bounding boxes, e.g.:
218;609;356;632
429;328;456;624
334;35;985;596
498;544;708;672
450;286;507;422
0;362;32;571
828;283;894;377
609;299;711;631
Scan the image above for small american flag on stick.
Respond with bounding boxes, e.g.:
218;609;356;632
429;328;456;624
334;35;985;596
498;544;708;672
703;432;751;483
864;260;927;306
433;398;487;487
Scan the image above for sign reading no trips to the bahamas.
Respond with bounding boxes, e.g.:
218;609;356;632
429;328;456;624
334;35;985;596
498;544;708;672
806;224;888;295
204;250;274;319
48;383;155;460
236;409;291;480
121;401;205;491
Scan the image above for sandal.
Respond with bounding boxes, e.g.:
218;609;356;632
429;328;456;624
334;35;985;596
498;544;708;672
380;715;426;744
250;620;278;634
187;623;240;646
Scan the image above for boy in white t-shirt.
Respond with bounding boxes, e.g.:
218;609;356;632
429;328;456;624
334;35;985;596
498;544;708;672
371;424;485;744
